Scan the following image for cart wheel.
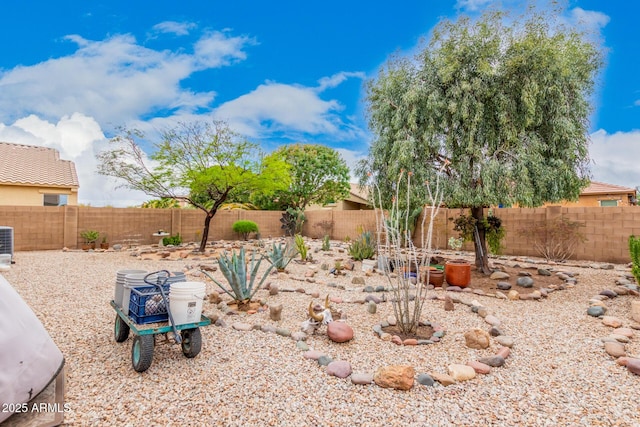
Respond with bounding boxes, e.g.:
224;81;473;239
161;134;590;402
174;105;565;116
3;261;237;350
114;314;130;343
131;335;155;372
181;328;202;358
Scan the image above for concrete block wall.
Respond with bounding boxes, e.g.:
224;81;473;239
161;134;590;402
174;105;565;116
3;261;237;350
0;205;637;264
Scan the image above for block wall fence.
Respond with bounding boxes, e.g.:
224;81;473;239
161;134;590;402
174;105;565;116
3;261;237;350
0;205;638;264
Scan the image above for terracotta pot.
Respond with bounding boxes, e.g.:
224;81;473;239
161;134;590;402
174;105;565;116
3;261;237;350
445;259;471;287
428;268;445;287
100;243;109;249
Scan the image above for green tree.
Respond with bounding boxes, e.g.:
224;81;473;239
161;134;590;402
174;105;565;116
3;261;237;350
254;143;350;211
97;120;289;252
359;10;602;273
140;197;181;208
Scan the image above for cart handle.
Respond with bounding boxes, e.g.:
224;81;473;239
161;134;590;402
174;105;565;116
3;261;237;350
144;270;182;344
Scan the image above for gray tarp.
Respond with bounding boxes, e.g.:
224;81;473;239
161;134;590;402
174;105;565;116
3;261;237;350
0;273;64;423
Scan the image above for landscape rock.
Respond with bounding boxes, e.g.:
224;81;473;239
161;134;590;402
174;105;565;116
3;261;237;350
604;341;626;358
447;364;476;381
602;316;622;328
327;321;354;343
269;304;283;321
516;277;534;288
467;360;492;374
416;373;435;386
351;373;374;385
374;365;415;390
326;360;352;378
464;328;491;349
478;355;505;367
627;359;640;375
587;306;606;317
429;372;456;386
490;271;510;280
497;282;512;291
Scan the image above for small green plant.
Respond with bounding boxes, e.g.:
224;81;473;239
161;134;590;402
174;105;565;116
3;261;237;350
232;220;259;240
80;230;100;243
266;240;298;271
348;230;376;261
201;247;273;302
294;234;309;261
629;235;640;283
162;233;182;246
322;235;331;251
448;236;463;251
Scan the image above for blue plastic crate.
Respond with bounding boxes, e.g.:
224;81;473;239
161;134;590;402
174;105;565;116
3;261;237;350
128;284;171;324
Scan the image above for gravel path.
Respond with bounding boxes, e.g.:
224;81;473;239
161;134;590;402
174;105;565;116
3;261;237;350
2;245;639;426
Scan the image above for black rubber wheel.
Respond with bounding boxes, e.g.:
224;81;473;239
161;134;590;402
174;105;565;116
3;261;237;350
181;328;202;358
114;314;130;342
131;334;155;372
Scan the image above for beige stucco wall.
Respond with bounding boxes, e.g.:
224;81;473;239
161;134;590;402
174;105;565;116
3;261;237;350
0;184;78;206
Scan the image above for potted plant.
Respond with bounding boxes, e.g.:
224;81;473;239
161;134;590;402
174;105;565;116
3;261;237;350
100;235;109;250
80;230;100;250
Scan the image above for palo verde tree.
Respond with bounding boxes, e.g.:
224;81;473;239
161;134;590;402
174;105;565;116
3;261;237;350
254;143;351;211
359;10;602;273
97;120;289;252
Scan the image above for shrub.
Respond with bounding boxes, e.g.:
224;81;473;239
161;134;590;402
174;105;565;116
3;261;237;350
162;233;182;246
629;235;640;283
232;220;259;240
201;247;273;302
520;217;586;262
348;230;376;261
280;208;305;237
266;240;298;271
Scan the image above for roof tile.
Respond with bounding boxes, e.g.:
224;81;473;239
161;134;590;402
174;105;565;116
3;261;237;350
0;142;79;188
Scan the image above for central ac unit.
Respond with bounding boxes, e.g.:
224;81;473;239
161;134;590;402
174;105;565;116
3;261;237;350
0;226;14;263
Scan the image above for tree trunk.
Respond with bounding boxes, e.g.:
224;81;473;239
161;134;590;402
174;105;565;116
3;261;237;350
199;212;214;252
471;206;491;275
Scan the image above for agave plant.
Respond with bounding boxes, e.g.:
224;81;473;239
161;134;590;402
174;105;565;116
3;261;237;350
265;240;298;271
202;247;273;302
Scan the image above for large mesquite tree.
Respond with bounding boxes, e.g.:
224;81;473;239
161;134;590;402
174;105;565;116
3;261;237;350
359;10;602;273
97;120;289;251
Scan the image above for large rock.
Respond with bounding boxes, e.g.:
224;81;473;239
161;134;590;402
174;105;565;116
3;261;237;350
467;360;492;374
374;365;415;390
447;364;476;381
516;277;534;288
464;328;491;349
604;341;626;358
327;321;354;343
602;316;622;328
429;372;456;386
627;358;640;375
490;271;510;280
326;360;352;378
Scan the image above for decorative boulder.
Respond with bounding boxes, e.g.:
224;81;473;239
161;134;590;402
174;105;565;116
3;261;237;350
327;321;354;343
464;328;491;349
373;365;415;390
326;360;352;378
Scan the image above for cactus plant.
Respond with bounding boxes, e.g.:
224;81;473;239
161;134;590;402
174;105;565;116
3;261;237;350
294;234;309;261
202;247;273;302
629;235;640;284
266;240;298;271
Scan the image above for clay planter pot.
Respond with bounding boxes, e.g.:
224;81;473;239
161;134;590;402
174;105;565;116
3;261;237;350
445;259;471;288
428;268;445;287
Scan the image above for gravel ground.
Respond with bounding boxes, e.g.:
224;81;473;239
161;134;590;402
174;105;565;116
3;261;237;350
2;242;640;427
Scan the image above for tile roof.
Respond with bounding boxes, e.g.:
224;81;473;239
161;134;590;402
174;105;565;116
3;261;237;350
348;183;370;204
0;142;79;188
581;181;636;195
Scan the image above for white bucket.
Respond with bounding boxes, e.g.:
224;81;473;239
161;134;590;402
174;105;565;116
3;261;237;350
114;269;147;309
169;282;206;326
122;272;166;315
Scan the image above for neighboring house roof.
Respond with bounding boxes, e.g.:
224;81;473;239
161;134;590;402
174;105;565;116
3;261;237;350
348;183;371;205
0;142;79;188
581;181;636;195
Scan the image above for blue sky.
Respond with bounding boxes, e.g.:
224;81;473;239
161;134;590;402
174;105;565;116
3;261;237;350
0;0;638;206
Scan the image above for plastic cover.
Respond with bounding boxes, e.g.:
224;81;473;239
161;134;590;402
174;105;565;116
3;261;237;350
0;273;64;423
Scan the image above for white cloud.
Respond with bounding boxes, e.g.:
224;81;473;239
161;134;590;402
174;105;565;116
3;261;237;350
455;0;492;11
151;21;197;36
214;72;365;140
570;7;610;30
589;129;640;189
0;114;151;207
0;31;252;126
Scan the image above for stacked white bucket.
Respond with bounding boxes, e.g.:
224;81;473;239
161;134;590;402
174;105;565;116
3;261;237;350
169;281;206;325
115;270;147;313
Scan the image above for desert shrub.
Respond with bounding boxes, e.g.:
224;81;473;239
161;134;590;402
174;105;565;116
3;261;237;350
520;217;586;262
232;220;259;240
348;230;376;261
162;233;182;246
